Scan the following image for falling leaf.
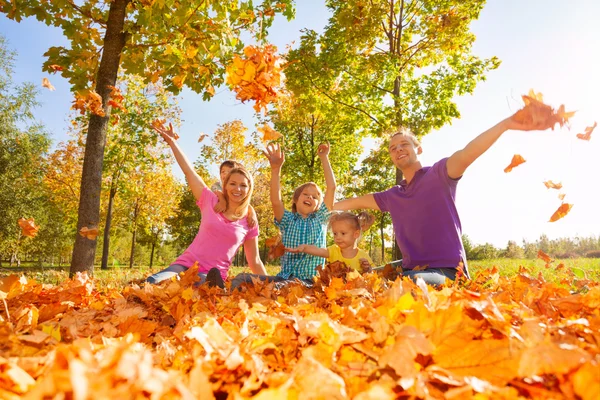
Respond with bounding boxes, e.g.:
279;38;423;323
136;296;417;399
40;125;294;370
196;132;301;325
543;180;562;190
558;193;566;201
198;133;208;143
512;90;574;130
503;154;526;173
79;226;99;240
265;234;285;260
42;78;55;91
549;203;573;222
537;249;552;263
18;218;39;238
226;45;282;113
576;122;597;141
257;124;283;142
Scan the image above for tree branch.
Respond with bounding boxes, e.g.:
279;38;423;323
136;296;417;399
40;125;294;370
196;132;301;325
67;0;107;27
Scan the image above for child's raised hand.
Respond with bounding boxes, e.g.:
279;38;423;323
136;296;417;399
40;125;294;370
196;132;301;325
317;142;330;158
359;258;372;273
263;142;285;168
285;245;306;253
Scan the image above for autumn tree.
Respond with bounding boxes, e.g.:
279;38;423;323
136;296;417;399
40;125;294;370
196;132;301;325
0;0;295;275
0;35;52;265
284;0;500;158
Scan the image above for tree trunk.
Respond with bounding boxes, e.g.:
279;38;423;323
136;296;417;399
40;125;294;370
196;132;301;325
149;229;159;269
101;185;118;270
69;0;129;277
129;200;139;268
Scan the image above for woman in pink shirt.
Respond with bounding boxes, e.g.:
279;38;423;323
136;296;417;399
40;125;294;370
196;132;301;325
147;122;267;286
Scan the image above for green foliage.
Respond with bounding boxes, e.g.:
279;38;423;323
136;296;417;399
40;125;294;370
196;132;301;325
284;0;500;135
0;35;55;262
1;0;296;95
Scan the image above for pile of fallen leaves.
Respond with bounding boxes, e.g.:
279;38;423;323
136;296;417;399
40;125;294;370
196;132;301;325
0;264;598;399
226;45;282;113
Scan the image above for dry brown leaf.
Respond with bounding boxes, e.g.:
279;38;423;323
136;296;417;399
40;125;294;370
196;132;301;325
543;180;562;190
537;249;552;263
576;122;597;141
79;226;99;240
18;218;39;238
41;78;55;91
549;203;573;222
504;154;526;173
257;124;283;142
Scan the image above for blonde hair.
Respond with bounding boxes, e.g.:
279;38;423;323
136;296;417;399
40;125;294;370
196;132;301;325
328;211;375;237
389;126;420;147
291;182;323;213
222;167;253;218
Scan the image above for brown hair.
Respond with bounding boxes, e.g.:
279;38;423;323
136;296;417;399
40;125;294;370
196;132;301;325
328;211;375;234
291;182;323;213
389;126;420;147
222;167;253;218
220;160;243;173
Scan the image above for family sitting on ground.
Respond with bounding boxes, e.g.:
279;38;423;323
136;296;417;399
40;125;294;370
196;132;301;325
148;112;542;288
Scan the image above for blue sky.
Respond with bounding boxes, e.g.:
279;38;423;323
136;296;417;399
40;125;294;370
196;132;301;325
1;0;599;248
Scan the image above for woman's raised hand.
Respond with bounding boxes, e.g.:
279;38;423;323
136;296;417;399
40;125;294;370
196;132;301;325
151;120;179;145
263;142;285;168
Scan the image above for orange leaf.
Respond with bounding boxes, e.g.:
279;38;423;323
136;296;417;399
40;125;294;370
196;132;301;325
41;78;55;91
537;249;552;263
549;203;573;222
512;90;574;130
503;154;526;173
558;193;566;201
412;265;428;271
18;218;39;238
543;180;562;190
576;121;597;141
198;133;208;143
48;64;64;72
79;226;99;240
258;124;283;142
265;234;285;260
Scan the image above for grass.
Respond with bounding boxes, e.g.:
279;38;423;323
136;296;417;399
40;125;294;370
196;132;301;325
0;258;597;289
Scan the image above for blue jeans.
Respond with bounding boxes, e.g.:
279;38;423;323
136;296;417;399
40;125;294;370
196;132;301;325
403;268;457;285
146;264;207;284
231;273;313;290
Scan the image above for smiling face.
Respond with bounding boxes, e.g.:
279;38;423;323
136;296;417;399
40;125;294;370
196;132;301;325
331;220;360;250
388;133;422;171
292;183;322;217
225;172;250;205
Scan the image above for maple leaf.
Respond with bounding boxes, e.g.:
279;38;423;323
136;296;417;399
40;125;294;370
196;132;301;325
18;218;39;238
265;234;285;260
198;133;208;143
549;203;573;222
226;45;282;113
79;226;99;240
537;249;552;263
257;124;283;142
48;64;64;72
41;78;55;91
543;180;562;190
512;90;575;130
71;91;105;117
106;85;126;113
576;121;597;141
151;119;179;140
503;154;526;173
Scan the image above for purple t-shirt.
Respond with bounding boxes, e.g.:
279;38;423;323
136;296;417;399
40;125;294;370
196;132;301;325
373;158;466;270
173;187;259;280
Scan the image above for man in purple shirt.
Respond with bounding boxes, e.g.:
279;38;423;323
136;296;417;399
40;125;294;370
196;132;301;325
333;115;542;284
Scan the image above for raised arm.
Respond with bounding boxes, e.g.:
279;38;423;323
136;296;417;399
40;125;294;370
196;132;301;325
318;143;337;210
333;194;380;211
447;114;549;179
285;244;329;258
152;122;206;200
263;143;285;222
244;236;268;275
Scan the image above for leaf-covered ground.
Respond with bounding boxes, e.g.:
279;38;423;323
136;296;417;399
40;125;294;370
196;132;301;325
0;263;598;399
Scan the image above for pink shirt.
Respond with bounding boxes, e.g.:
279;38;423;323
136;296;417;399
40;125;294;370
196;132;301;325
173;188;258;280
